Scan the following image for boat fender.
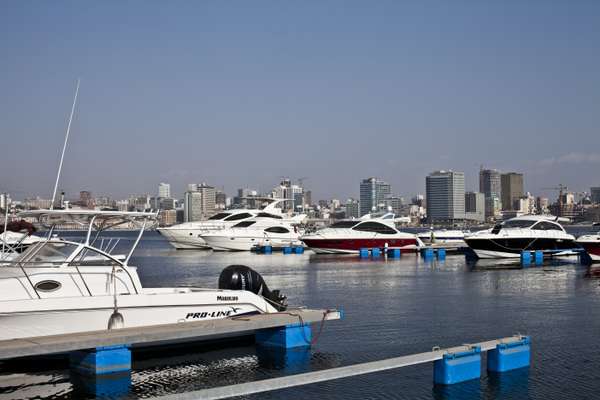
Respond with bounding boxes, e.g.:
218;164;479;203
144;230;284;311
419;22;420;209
218;265;287;311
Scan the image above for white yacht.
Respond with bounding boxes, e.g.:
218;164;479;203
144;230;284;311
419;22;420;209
0;210;287;341
464;215;579;259
157;199;295;249
301;214;422;254
200;216;306;251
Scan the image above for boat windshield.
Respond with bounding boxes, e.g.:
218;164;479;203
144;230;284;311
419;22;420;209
16;241;79;264
208;212;231;221
502;220;535;229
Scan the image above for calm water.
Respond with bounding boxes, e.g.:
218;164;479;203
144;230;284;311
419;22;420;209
1;231;600;400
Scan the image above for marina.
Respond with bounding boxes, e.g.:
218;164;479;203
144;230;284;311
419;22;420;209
2;230;600;399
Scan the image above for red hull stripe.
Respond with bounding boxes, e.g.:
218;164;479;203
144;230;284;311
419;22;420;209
580;243;600;257
302;238;418;251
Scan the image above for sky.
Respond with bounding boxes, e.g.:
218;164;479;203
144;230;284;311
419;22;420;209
1;1;599;202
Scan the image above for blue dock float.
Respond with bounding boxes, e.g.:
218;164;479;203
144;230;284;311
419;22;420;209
282;246;293;254
371;248;381;257
434;346;481;385
487;336;531;372
294;246;304;254
255;322;312;349
421;247;447;260
520;248;587;267
359;248;370;258
387;248;401;258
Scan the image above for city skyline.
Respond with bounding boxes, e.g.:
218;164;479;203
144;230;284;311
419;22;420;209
2;3;600;200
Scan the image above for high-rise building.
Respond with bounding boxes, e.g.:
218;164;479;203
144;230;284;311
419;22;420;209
184;183;216;222
479;168;501;220
425;170;465;223
384;195;404;215
359;177;391;217
465;191;485;222
591;187;600;204
345;198;360;219
215;190;227;210
501;172;524;211
158;183;171;199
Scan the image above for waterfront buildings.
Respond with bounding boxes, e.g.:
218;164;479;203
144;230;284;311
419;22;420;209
425;170;465;224
158;183;171;199
345;198;360;219
479;168;501;220
501;172;524;211
184;183;216;222
359;177;391;216
592;187;600;204
465;191;485;222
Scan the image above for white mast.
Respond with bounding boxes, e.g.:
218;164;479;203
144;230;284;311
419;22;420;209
51;79;80;210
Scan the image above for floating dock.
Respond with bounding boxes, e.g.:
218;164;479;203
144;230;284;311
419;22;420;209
146;335;531;400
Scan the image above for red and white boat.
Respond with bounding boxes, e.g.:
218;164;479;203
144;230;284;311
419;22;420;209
301;217;422;254
577;233;600;263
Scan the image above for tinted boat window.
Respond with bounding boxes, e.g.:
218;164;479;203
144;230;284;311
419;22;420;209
532;221;563;231
330;221;358;229
225;213;253;221
502;220;534;229
352;222;397;234
264;226;290;234
256;212;283;219
232;221;256;228
208;212;231;220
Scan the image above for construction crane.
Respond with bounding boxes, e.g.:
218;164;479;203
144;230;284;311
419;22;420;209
541;184;568;217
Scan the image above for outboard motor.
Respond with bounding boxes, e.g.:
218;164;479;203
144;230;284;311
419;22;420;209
218;265;287;311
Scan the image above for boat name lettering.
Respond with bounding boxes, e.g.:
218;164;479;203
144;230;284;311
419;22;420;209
217;296;238;301
186;310;234;319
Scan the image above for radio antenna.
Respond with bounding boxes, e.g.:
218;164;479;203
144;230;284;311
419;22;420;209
51;79;80;210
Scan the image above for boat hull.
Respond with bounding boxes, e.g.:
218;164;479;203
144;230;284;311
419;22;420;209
0;289;273;341
577;237;600;262
465;237;580;259
157;228;211;249
301;238;419;254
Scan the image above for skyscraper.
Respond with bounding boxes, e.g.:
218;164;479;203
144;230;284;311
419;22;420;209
479;168;501;220
425;170;465;223
465;191;485;222
501;172;524;211
158;182;171;198
184;183;216;221
359;177;391;216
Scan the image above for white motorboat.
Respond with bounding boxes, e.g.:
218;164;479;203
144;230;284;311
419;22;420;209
0;210;287;341
577;232;600;263
157;199;301;249
301;214;422;254
464;215;580;259
200;217;305;251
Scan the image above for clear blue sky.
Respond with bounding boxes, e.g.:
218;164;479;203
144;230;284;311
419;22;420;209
1;1;599;201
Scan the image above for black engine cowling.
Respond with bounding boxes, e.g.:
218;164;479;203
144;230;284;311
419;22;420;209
218;265;287;311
